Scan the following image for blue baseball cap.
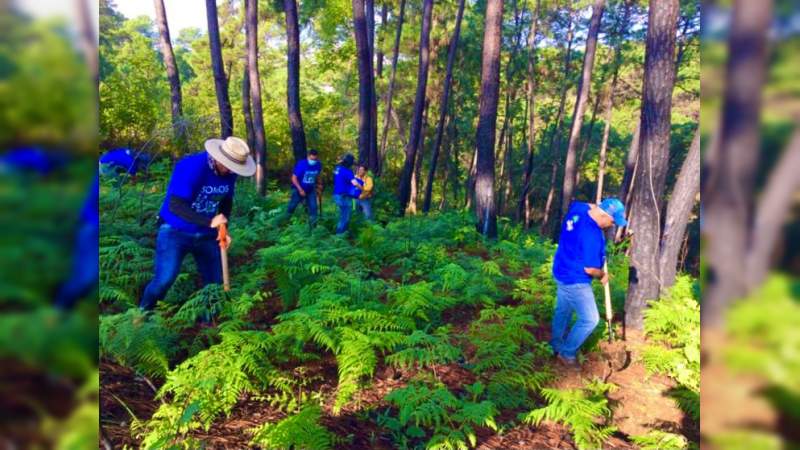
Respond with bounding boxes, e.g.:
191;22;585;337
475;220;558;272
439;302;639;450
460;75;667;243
599;198;627;227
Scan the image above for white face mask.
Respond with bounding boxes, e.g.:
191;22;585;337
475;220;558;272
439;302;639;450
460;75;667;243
308;158;318;166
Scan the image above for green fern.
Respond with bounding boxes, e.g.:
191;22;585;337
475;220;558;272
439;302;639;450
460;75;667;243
520;379;617;450
100;308;178;378
386;327;461;370
250;404;335;449
630;430;689;450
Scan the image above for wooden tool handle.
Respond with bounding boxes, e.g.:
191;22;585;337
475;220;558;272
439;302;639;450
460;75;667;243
218;223;230;292
603;261;613;341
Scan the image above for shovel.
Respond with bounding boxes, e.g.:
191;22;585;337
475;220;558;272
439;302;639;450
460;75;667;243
217;222;230;292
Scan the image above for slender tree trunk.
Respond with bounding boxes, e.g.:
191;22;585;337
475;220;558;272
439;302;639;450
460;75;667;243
285;0;308;162
541;9;575;221
624;0;680;330
75;0;98;106
619;118;641;205
658;129;700;289
353;0;376;169
206;0;233;138
409;99;429;214
574;83;604;187
366;0;379;170
747;130;800;290
474;0;504;238
542;161;558;230
378;0;406;173
438;115;454;210
465;147;477;209
518;0;540;226
153;0;183;144
558;0;605;221
242;59;255;151
398;0;434;214
245;0;267;194
376;3;388;77
422;0;465;213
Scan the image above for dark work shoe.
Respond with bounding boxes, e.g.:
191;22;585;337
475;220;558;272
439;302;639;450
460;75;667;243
556;354;579;368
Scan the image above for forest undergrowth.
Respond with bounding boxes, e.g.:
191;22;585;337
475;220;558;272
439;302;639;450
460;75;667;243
99;167;699;450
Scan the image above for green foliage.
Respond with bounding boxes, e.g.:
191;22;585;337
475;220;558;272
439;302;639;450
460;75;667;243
100;309;178;378
383;382;498;450
520;379;618;450
642;276;700;420
630;430;689;450
250;404;335;449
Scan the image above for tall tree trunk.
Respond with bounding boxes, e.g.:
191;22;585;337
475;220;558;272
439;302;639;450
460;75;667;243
153;0;183;144
422;0;465;213
353;0;376;169
558;0;605;221
518;0;540;226
619;119;641;206
658;129;700;289
398;0;434;214
285;0;308;162
366;0;379;170
242;59;255;151
378;0;406;173
465;147;477;209
474;0;504;238
624;0;680;330
245;0;267;194
541;161;558;231
376;2;389;78
206;0;233;138
409;99;429;214
574;83;604;187
702;0;772;327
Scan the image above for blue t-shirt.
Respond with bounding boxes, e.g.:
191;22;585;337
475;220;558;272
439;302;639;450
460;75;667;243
350;177;364;199
158;152;237;234
80;174;99;227
100;148;138;175
293;159;322;192
552;202;605;284
333;165;355;196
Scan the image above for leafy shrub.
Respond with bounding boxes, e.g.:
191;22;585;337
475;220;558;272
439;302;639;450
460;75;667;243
630;430;689;450
250;404;335;449
383;382;497;449
642;276;700;419
100;309;178;378
520;379;617;450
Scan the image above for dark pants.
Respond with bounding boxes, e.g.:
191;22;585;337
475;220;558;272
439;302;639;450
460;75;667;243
333;194;352;234
286;188;318;226
139;223;222;311
54;223;99;310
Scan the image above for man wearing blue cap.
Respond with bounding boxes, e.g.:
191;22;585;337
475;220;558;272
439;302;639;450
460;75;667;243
550;198;627;367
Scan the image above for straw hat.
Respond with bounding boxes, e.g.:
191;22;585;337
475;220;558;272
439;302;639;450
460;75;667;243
204;136;256;176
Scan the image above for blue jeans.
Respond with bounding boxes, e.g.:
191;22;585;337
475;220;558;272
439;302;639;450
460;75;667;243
333;194;352;234
357;198;373;221
287;188;318;226
139;223;222;311
550;281;600;359
54;223;99;310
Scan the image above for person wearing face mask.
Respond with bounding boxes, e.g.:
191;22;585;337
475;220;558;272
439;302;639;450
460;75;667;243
285;149;323;227
138;137;255;312
549;198;627;368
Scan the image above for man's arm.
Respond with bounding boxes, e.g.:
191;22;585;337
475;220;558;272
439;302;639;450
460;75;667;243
584;267;609;284
291;174;306;195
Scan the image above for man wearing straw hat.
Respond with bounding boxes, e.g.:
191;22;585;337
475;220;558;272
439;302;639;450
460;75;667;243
138;137;255;311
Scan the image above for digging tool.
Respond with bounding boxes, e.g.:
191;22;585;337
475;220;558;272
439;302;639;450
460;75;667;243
603;260;613;342
217;222;230;291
